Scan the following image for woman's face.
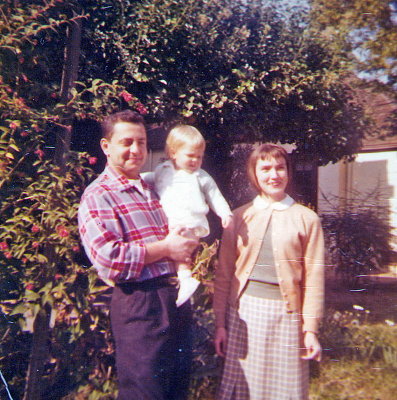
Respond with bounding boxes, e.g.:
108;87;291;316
255;156;288;202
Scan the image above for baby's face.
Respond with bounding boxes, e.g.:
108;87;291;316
171;143;204;173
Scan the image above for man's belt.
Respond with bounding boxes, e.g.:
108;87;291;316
116;274;179;292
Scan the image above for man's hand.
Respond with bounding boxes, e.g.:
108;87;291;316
222;215;233;229
144;226;198;264
164;226;198;262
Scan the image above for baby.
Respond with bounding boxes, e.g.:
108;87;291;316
147;125;232;306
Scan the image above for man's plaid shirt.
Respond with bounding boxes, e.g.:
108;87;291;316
78;165;176;284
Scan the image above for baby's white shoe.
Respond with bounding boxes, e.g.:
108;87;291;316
176;270;200;307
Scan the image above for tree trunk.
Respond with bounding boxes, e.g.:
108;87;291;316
23;14;82;400
22;307;51;400
55;14;82;169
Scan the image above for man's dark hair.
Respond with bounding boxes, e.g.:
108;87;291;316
102;110;146;140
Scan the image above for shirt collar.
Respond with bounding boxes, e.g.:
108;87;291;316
253;194;295;211
103;164;149;193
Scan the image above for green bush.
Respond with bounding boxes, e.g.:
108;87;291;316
321;189;392;287
350;323;397;367
320;306;397;366
189;241;220;400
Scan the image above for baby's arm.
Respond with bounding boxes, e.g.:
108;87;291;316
200;170;232;224
141;171;155;186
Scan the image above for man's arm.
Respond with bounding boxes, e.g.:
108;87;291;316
145;226;198;264
78;192;147;284
79;191;198;284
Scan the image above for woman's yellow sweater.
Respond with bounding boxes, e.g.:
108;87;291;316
213;195;325;334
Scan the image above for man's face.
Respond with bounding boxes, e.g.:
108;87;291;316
100;122;147;179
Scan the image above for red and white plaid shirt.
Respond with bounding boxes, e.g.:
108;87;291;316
78;165;176;284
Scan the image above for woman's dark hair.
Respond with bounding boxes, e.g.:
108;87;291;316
247;143;291;193
101;110;146;140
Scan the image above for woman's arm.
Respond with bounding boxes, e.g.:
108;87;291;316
301;213;325;358
213;217;237;331
214;327;228;357
213;220;237;357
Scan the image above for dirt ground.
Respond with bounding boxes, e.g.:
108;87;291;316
325;276;397;323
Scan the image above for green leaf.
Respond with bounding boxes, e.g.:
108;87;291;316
24;290;40;302
8;143;20;152
9;303;28;316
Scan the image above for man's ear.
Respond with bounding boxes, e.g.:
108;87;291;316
100;138;109;156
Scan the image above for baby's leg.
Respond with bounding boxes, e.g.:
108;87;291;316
176;260;200;307
177;261;191;272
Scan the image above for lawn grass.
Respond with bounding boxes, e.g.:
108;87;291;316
310;359;397;400
309;279;397;399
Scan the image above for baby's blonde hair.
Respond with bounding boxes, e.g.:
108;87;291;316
165;125;206;158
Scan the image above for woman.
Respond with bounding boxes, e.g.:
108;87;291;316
214;144;324;400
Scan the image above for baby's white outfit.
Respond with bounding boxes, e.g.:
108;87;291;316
147;160;232;306
153;160;232;237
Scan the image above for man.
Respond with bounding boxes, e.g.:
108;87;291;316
78;110;197;399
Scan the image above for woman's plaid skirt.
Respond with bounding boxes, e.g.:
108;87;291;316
217;293;309;400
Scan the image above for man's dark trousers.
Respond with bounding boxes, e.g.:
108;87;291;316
111;276;193;399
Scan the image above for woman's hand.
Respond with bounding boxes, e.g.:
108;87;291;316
301;331;322;361
214;327;228;357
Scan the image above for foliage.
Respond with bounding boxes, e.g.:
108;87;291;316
310;0;397;90
353;323;397;367
314;304;397;400
321;188;392;287
79;0;370;168
310;359;397;400
320;303;397;362
0;151;119;398
189;241;220;400
223;143;256;209
0;1;138;398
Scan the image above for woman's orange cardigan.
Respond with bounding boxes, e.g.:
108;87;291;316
213;195;325;334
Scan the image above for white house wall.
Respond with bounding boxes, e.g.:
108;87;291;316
318;162;341;211
318;151;397;242
142;150;166;173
